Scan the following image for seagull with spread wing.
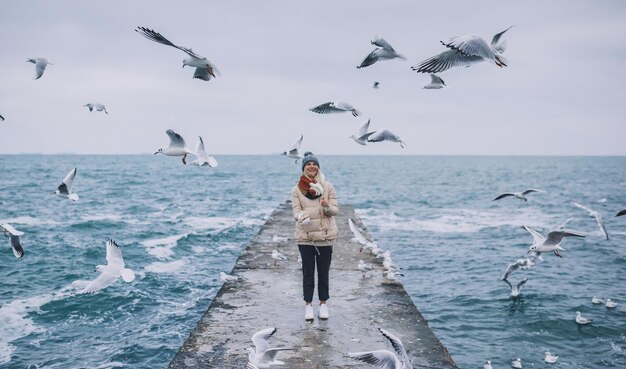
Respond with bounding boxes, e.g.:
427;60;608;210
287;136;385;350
422;74;447;89
411;26;513;74
309;101;360;117
349;119;375;146
154;129;195;165
135;26;220;81
246;327;292;369
54;168;79;202
26;57;53;79
281;134;304;163
571;200;609;240
493;189;542;202
189;136;218;167
81;239;135;294
367;129;406;148
357;36;406;69
1;223;25;259
349;327;413;369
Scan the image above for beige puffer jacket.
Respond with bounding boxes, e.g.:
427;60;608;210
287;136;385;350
291;180;339;245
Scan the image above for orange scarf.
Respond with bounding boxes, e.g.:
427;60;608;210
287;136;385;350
298;175;321;199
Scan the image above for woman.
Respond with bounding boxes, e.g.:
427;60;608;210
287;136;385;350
291;152;339;322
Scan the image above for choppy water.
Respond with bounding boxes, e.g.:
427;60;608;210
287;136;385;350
0;155;625;369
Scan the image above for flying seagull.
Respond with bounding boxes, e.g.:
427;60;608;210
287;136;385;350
0;114;4;121
81;239;135;294
411;26;513;74
348;327;413;369
281;134;304;163
83;103;108;114
26;57;53;79
349;119;375;145
367;129;406;148
154;129;195;165
524;225;585;258
571;201;609;240
54;168;79;202
135;26;220;82
493;189;542;202
503;277;528;297
246;327;292;369
189;136;218;167
616;208;626;217
422;74;446;89
357;36;406;69
1;223;25;259
309;101;360;117
373;81;380;89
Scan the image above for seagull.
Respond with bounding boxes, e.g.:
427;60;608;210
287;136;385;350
219;271;238;283
493;189;542;202
271;250;287;265
484;360;493;369
309;101;360;117
54;168;79;202
411;26;513;73
349;119;376;146
349;218;372;251
503;277;528;297
511;358;523;369
367;129;406;148
281;134;304;163
1;223;25;259
571;201;609;240
26;57;53;79
246;327;292;369
357;260;374;278
384;270;404;283
501;258;534;281
422;74;446;89
348;327;413;369
81;239;135;294
357;36;406;69
83;103;108;114
373;81;380;89
189;136;218;167
0;114;4;121
605;299;618;308
526;226;585;258
135;26;220;81
544;352;558;363
575;311;592;325
591;296;605;304
154;129;194;165
616;208;626;217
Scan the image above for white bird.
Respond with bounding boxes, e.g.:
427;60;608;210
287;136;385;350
591;296;605;304
349;218;372;250
219;271;238;283
511;358;522;369
484;360;493;369
81;239;135;294
154;129;194;165
1;223;25;259
493;189;542;202
575;311;592;325
189;136;218;167
524;225;585;258
54;168;79;202
348;327;413;369
349;119;376;146
26;57;53;79
246;327;292;369
309;101;360;117
135;27;220;81
616;208;626;217
503;277;528;297
367;129;406;148
501;258;534;281
357;36;406;69
83;103;108;114
544;352;558;363
281;134;304;163
271;250;287;265
605;299;618;308
384;270;404;283
571;201;609;240
357;260;374;278
422;74;446;89
411;26;513;73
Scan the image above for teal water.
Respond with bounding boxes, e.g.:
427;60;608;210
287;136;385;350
0;155;625;369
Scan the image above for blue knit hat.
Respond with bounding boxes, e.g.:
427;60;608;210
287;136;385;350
301;151;320;171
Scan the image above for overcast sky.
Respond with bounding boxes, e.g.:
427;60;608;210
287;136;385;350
1;1;625;155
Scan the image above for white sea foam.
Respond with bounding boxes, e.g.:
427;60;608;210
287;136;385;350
96;362;126;368
0;285;76;364
144;259;187;274
81;214;123;222
141;233;188;259
0;216;60;226
217;242;242;251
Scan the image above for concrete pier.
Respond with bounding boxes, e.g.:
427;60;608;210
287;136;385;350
169;201;457;369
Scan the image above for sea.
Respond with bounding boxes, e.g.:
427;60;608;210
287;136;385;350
0;155;624;369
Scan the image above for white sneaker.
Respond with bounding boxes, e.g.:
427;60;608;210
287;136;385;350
319;303;329;320
305;305;314;321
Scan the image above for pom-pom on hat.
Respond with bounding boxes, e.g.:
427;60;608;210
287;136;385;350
301;151;320;171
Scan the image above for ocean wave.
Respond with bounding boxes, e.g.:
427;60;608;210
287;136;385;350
0;216;60;227
144;259;187;274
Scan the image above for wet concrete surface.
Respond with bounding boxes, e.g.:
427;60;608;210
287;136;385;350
169;201;457;368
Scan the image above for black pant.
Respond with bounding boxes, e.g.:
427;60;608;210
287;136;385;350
298;244;333;303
